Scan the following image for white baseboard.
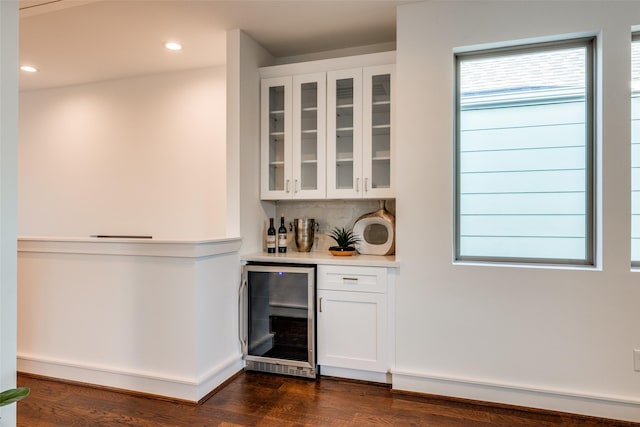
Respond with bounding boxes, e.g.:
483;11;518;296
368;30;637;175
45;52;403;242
17;352;243;403
392;369;640;423
196;355;244;401
320;365;391;384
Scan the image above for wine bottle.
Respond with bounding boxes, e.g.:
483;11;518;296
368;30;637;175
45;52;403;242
267;218;276;253
278;215;287;253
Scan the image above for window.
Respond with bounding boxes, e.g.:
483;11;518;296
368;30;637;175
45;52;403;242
455;38;595;264
632;34;640;264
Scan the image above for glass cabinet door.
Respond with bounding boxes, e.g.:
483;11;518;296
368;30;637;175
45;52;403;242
363;65;394;198
293;73;326;199
261;77;292;200
327;69;362;199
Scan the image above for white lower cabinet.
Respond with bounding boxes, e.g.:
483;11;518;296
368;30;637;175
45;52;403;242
316;265;391;382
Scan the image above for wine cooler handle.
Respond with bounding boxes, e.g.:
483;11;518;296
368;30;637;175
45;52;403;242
238;279;248;355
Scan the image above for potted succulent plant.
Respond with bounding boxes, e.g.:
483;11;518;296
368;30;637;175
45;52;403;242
328;227;360;256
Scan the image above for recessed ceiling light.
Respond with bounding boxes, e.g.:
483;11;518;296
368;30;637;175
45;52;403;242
165;42;182;51
20;65;38;73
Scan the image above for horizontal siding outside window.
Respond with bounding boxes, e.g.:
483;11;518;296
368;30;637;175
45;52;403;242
455;38;595;264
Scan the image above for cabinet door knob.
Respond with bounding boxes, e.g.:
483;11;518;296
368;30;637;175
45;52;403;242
356;178;360;192
319;297;323;312
294;179;299;193
286;179;291;193
365;177;369;192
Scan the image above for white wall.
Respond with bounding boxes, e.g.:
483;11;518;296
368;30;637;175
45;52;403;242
226;29;276;253
17;63;241;403
19;67;227;239
395;1;640;422
194;247;243;397
17;238;243;402
0;1;19;425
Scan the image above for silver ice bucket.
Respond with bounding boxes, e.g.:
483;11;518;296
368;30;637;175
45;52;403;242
293;218;318;252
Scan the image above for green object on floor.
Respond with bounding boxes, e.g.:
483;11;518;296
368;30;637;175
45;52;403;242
0;387;29;407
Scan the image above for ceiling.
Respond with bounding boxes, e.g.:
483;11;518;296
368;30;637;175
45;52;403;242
19;0;403;91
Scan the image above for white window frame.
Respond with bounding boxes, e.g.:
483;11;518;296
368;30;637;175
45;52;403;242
454;37;596;265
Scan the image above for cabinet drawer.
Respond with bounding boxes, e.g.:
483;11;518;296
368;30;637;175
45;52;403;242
317;265;387;293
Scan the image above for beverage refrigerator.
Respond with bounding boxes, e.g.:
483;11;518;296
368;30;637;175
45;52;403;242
239;263;316;378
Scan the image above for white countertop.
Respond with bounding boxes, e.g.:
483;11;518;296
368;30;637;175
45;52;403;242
242;251;398;267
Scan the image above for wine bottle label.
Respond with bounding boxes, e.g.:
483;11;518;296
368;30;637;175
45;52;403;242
267;235;276;248
278;234;287;251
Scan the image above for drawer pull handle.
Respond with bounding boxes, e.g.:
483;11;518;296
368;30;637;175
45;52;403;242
343;277;358;282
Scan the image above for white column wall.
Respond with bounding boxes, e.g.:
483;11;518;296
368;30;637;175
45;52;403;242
0;1;19;425
194;250;243;397
226;29;276;254
395;1;640;422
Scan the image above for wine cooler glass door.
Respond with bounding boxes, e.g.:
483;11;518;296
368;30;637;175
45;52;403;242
241;264;316;378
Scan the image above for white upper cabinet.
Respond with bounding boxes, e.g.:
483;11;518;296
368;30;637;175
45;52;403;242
293;73;326;199
261;74;326;200
363;65;394;199
327;64;394;199
260;52;395;200
261;77;292;199
326;68;363;198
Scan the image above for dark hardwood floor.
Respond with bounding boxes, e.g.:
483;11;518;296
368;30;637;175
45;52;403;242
16;371;638;426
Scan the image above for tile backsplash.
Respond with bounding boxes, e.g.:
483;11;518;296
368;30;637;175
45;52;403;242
270;199;396;253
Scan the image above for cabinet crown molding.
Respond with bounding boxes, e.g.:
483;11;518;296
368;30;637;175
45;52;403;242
259;51;396;79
